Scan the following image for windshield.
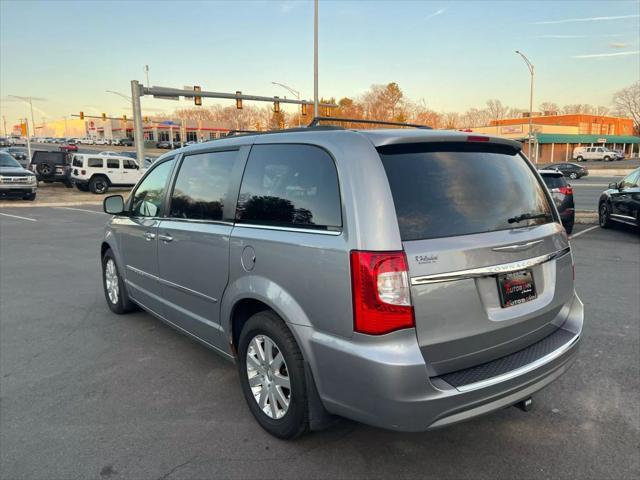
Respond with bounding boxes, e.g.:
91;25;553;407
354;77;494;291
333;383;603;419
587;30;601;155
379;143;554;241
0;153;21;168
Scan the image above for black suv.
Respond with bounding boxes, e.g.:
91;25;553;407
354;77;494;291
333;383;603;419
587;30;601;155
29;151;73;187
539;169;575;234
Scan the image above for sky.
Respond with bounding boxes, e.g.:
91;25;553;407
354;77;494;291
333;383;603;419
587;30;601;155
1;0;639;129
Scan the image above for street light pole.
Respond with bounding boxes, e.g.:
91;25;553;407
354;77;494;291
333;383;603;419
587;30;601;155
313;0;319;115
130;80;145;169
272;82;301;127
515;50;535;162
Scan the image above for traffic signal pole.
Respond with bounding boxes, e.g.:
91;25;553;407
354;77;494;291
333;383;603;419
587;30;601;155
130;80;145;169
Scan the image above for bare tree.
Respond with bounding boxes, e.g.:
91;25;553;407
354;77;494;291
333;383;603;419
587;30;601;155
539;102;559;114
612;82;639;132
486;99;508;121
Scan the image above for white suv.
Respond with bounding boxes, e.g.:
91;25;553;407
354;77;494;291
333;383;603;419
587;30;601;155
573;146;621;162
71;154;144;194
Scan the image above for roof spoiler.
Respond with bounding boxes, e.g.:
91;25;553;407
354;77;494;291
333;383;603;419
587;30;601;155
308;116;432;129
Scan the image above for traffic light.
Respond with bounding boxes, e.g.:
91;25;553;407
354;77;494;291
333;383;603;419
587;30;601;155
301;103;307;116
194;85;202;106
122;115;127;122
143;116;149;122
102;113;107;121
273;97;280;113
20;122;27;136
236;91;242;109
278;119;285;129
79;111;84;120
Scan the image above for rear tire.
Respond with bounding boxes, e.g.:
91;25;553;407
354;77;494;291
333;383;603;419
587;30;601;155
102;249;136;314
237;310;309;439
569;172;578;179
89;176;109;194
599;202;612;229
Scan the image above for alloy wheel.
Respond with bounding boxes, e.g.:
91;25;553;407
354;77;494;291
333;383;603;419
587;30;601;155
245;334;291;419
105;259;119;304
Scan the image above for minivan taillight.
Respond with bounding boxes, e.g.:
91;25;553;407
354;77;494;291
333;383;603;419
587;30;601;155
350;251;414;335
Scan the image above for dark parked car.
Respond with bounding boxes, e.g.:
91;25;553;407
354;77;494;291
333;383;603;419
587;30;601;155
0;137;11;147
155;141;175;149
599;167;640;230
1;147;29;167
539;169;575;234
29;150;73;187
0;152;37;200
544;162;588;180
116;137;134;147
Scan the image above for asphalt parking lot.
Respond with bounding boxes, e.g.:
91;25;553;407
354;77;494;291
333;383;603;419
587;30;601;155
0;206;638;480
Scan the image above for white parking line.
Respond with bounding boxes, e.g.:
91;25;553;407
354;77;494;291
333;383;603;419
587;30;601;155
0;212;37;222
571;225;599;239
54;207;107;215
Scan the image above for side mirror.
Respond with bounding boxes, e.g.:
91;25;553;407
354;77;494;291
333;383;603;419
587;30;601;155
104;194;125;215
608;182;619;190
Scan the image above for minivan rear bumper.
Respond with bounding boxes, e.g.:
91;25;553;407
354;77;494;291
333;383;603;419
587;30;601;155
303;292;583;432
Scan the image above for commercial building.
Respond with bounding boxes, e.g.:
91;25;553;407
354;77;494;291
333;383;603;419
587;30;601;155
471;113;639;163
29;117;231;142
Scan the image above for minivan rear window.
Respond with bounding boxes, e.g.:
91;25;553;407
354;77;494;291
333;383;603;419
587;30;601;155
379;143;553;241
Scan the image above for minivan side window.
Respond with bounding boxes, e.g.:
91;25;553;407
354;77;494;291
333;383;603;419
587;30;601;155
236;144;342;230
169;150;238;221
130;159;176;217
88;158;103;168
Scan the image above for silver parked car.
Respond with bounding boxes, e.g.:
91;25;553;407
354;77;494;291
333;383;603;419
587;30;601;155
100;127;583;439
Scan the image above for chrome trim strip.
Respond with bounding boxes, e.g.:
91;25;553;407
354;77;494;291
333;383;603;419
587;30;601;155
454;331;581;392
126;265;217;303
235;223;342;236
162;217;234;226
492;240;543;252
126;264;158;280
410;247;571;285
157;276;218;303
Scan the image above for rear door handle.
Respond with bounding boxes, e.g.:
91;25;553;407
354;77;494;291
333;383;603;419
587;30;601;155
143;231;156;241
158;234;173;243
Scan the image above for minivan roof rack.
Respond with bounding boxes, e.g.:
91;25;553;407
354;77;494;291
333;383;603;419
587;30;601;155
309;116;432;130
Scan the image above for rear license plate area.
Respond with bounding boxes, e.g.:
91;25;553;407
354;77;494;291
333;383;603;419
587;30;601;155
497;269;537;308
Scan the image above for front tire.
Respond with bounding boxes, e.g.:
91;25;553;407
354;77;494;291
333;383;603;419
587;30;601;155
599;202;612;229
237;310;309;439
102;249;136;314
604;156;611;162
576;156;584;162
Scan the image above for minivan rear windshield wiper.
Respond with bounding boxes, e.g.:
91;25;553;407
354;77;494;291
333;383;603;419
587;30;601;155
507;212;552;224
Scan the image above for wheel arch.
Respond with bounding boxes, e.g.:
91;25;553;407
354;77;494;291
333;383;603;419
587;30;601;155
222;275;314;356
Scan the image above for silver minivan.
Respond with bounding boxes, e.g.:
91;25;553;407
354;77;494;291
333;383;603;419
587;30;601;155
101;127;583;439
